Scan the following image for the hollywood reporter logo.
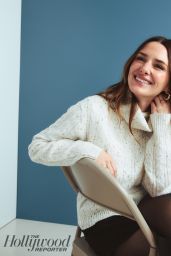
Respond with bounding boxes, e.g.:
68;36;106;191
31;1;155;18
3;234;71;252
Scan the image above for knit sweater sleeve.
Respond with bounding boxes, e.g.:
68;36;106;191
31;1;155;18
143;113;171;197
28;97;102;166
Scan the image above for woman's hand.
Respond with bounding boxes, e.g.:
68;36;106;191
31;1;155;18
151;95;171;114
95;150;117;176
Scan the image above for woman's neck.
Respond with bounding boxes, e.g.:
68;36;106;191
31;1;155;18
138;100;151;112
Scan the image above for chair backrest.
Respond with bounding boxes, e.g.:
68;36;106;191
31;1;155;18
61;157;156;250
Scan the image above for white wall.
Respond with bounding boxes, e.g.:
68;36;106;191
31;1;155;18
0;0;21;228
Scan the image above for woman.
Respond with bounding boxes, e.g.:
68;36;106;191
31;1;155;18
28;36;171;256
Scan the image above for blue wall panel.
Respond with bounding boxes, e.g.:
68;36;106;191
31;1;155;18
18;0;171;225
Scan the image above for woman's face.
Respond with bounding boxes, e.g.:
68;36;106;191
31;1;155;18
128;42;170;103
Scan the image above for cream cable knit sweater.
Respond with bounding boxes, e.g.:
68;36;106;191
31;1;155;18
28;95;171;230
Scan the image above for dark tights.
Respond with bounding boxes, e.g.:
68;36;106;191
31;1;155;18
115;194;171;256
83;194;171;256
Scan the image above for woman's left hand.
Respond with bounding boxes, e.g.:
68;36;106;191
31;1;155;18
151;95;171;114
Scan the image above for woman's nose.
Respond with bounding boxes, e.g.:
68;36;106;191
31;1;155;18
139;62;151;74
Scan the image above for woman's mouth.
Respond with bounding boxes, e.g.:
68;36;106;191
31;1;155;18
134;75;153;86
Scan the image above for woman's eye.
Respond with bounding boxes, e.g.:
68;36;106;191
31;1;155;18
154;64;165;70
135;55;145;61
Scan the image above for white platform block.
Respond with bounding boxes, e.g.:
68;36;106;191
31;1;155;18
0;219;77;256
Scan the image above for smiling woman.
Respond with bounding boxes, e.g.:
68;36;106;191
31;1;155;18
28;36;171;256
128;42;170;111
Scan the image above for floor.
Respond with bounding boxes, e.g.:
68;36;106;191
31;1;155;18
0;219;77;256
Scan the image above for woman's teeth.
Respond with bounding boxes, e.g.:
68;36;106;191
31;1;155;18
135;76;151;85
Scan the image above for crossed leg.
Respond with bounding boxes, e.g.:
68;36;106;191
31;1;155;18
115;193;171;256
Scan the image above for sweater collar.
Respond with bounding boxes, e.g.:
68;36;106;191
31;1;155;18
120;103;152;132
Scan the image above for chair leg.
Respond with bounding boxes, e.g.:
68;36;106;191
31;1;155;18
75;226;81;239
71;226;82;256
149;247;157;256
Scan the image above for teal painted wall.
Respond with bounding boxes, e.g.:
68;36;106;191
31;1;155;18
17;0;171;225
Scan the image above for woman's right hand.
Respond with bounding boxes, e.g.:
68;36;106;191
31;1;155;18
95;150;117;176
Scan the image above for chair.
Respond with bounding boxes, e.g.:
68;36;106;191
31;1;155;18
61;157;158;256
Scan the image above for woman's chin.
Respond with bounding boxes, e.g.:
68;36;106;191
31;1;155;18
131;89;154;101
130;85;151;96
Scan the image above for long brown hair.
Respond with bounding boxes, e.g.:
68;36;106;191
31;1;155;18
97;36;171;133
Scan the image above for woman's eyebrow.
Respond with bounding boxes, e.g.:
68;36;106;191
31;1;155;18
138;51;168;66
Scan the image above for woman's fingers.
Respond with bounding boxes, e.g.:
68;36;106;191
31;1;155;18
151;95;171;113
106;161;116;176
151;101;157;113
159;95;165;103
96;150;117;176
153;96;161;106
